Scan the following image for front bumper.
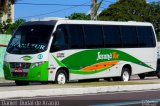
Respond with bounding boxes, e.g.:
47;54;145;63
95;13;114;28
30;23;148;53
3;62;49;81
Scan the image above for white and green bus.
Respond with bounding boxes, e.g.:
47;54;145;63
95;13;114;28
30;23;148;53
3;20;157;85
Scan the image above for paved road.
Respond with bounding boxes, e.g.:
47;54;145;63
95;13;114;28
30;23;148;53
0;76;160;106
0;76;159;91
0;90;160;106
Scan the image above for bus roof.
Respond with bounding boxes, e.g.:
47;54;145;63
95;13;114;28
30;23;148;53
23;19;153;27
21;20;57;26
56;19;153;27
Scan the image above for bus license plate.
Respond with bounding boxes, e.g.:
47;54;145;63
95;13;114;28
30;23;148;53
14;68;23;73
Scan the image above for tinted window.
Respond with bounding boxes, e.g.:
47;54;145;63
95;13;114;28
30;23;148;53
69;25;84;49
103;26;122;48
50;25;68;52
121;26;138;47
137;27;155;47
7;25;53;54
84;25;104;48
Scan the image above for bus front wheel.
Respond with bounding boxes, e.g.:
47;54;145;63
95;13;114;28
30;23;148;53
15;80;29;86
55;70;68;84
120;68;131;82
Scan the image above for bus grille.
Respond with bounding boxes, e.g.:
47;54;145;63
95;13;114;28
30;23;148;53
9;63;30;77
12;72;28;77
10;62;31;69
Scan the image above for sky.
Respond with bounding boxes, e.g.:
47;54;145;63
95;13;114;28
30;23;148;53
14;0;160;21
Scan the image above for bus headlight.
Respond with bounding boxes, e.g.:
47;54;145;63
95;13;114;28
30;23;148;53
32;61;45;68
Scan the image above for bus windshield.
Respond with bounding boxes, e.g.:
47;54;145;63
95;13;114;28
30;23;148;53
7;25;54;54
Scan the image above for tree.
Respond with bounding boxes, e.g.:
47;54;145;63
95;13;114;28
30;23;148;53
98;0;149;21
148;2;160;36
0;19;25;34
12;19;26;31
66;13;90;20
0;0;17;14
0;0;18;23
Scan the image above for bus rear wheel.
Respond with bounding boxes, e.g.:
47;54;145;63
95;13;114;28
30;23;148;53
156;71;160;79
15;80;29;86
55;70;68;84
138;74;146;79
120;68;131;82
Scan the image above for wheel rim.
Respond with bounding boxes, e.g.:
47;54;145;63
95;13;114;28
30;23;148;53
57;73;66;84
123;71;129;81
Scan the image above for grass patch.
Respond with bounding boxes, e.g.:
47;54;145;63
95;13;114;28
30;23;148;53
54;81;156;87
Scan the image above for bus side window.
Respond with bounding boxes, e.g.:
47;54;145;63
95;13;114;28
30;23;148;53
120;26;138;48
54;29;65;46
103;26;122;48
137;26;155;47
69;25;84;49
50;25;68;52
84;25;104;48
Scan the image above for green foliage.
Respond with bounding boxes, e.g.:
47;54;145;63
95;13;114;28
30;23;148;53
0;19;25;34
6;19;12;24
12;19;26;30
149;2;160;35
66;13;90;20
98;0;148;21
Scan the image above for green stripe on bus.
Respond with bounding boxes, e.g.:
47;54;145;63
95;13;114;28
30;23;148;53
61;49;153;69
52;49;154;75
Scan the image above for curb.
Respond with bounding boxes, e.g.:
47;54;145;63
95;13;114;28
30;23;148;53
0;84;160;99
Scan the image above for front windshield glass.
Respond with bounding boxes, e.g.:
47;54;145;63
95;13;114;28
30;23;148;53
7;25;54;54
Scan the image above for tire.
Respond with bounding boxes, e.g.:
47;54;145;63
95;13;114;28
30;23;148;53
15;80;29;86
55;70;68;84
120;68;131;82
138;74;146;79
156;71;160;79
